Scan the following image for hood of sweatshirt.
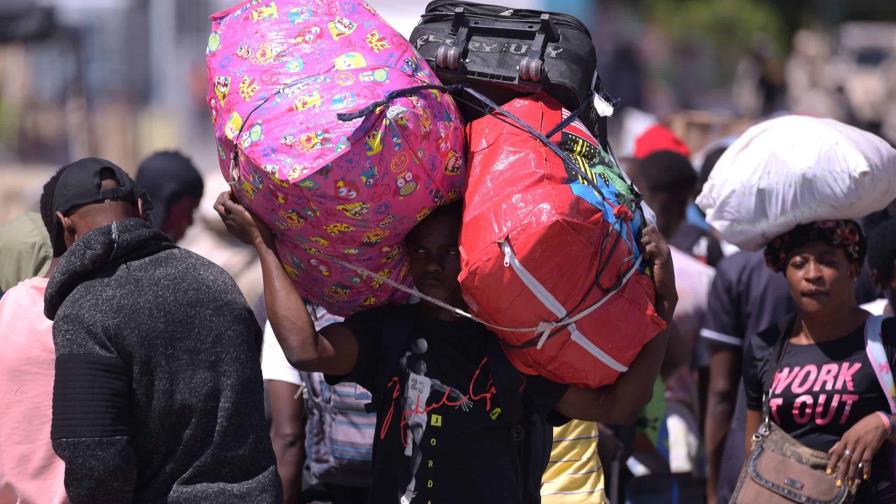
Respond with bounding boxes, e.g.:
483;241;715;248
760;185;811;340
44;218;175;320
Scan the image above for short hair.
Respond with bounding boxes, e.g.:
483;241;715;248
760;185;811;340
99;166;118;183
135;150;203;229
40;166;68;258
427;200;463;222
637;150;698;194
867;218;896;283
406;200;463;242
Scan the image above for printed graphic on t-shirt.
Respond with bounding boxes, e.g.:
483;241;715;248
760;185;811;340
769;362;861;426
744;322;896;502
381;337;498;504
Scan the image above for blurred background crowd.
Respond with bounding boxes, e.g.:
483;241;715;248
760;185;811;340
4;0;894;303
3;0;896;217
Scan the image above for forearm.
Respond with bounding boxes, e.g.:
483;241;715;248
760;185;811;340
255;240;330;369
558;329;670;424
218;193;355;372
654;290;678;324
603;327;670;422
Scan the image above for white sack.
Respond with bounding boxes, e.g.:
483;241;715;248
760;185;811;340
696;115;896;250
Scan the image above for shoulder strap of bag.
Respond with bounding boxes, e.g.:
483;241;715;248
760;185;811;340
486;337;538;504
760;318;794;424
485;337;525;426
864;315;896;414
764;318;793;391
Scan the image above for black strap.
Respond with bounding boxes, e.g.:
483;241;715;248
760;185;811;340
336;83;463;122
99;187;135;203
484;337;531;504
769;318;795;382
485;337;524;426
544;89;593;139
335;80;630;210
762;318;796;418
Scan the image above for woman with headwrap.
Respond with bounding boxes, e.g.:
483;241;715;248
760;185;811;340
742;220;896;502
136;151;204;242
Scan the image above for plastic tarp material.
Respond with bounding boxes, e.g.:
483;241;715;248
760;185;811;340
697;115;896;250
459;95;665;388
206;0;466;315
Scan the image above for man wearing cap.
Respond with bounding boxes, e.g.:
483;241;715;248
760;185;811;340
136;150;204;243
42;158;281;503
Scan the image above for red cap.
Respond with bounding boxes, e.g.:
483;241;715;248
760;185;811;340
633;125;691;159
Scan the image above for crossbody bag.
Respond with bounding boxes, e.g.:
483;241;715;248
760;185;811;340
730;319;866;504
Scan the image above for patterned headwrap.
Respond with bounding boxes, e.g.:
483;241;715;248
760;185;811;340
764;220;866;272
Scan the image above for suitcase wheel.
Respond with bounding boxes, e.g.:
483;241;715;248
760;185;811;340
519;57;543;82
435;45;462;70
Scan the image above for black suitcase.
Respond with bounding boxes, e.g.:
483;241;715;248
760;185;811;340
410;0;607;138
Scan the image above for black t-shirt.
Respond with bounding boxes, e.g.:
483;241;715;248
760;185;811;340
327;304;568;504
744;317;896;502
699;251;794;501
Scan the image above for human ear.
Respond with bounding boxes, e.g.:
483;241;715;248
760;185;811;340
57;211;77;246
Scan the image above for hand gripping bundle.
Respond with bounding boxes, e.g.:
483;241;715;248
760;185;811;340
459;95;666;388
698;115;896;250
206;0;466;315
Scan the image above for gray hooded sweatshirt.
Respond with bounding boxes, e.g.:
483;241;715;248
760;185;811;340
44;218;280;503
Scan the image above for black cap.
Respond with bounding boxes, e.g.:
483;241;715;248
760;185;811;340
53;157;139;215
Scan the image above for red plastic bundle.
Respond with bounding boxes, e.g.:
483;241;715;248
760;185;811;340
459;95;666;388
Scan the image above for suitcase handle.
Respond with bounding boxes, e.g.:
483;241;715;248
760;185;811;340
434;6;560;86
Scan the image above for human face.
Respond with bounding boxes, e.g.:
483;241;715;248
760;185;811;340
163;196;200;242
406;213;463;308
784;241;858;315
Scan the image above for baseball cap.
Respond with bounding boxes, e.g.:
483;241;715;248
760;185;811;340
633;124;691;160
52;157;139;215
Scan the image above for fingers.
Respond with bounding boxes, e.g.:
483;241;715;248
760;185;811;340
642;225;660;239
213;191;230;217
640;225;658;245
837;445;852;485
217;191;252;221
827;441;844;479
640;226;660;259
844;447;859;487
861;455;873;481
215;190;243;220
640;226;669;260
847;446;872;487
828;441;860;488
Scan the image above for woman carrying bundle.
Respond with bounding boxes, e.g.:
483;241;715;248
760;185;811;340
742;220;896;502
